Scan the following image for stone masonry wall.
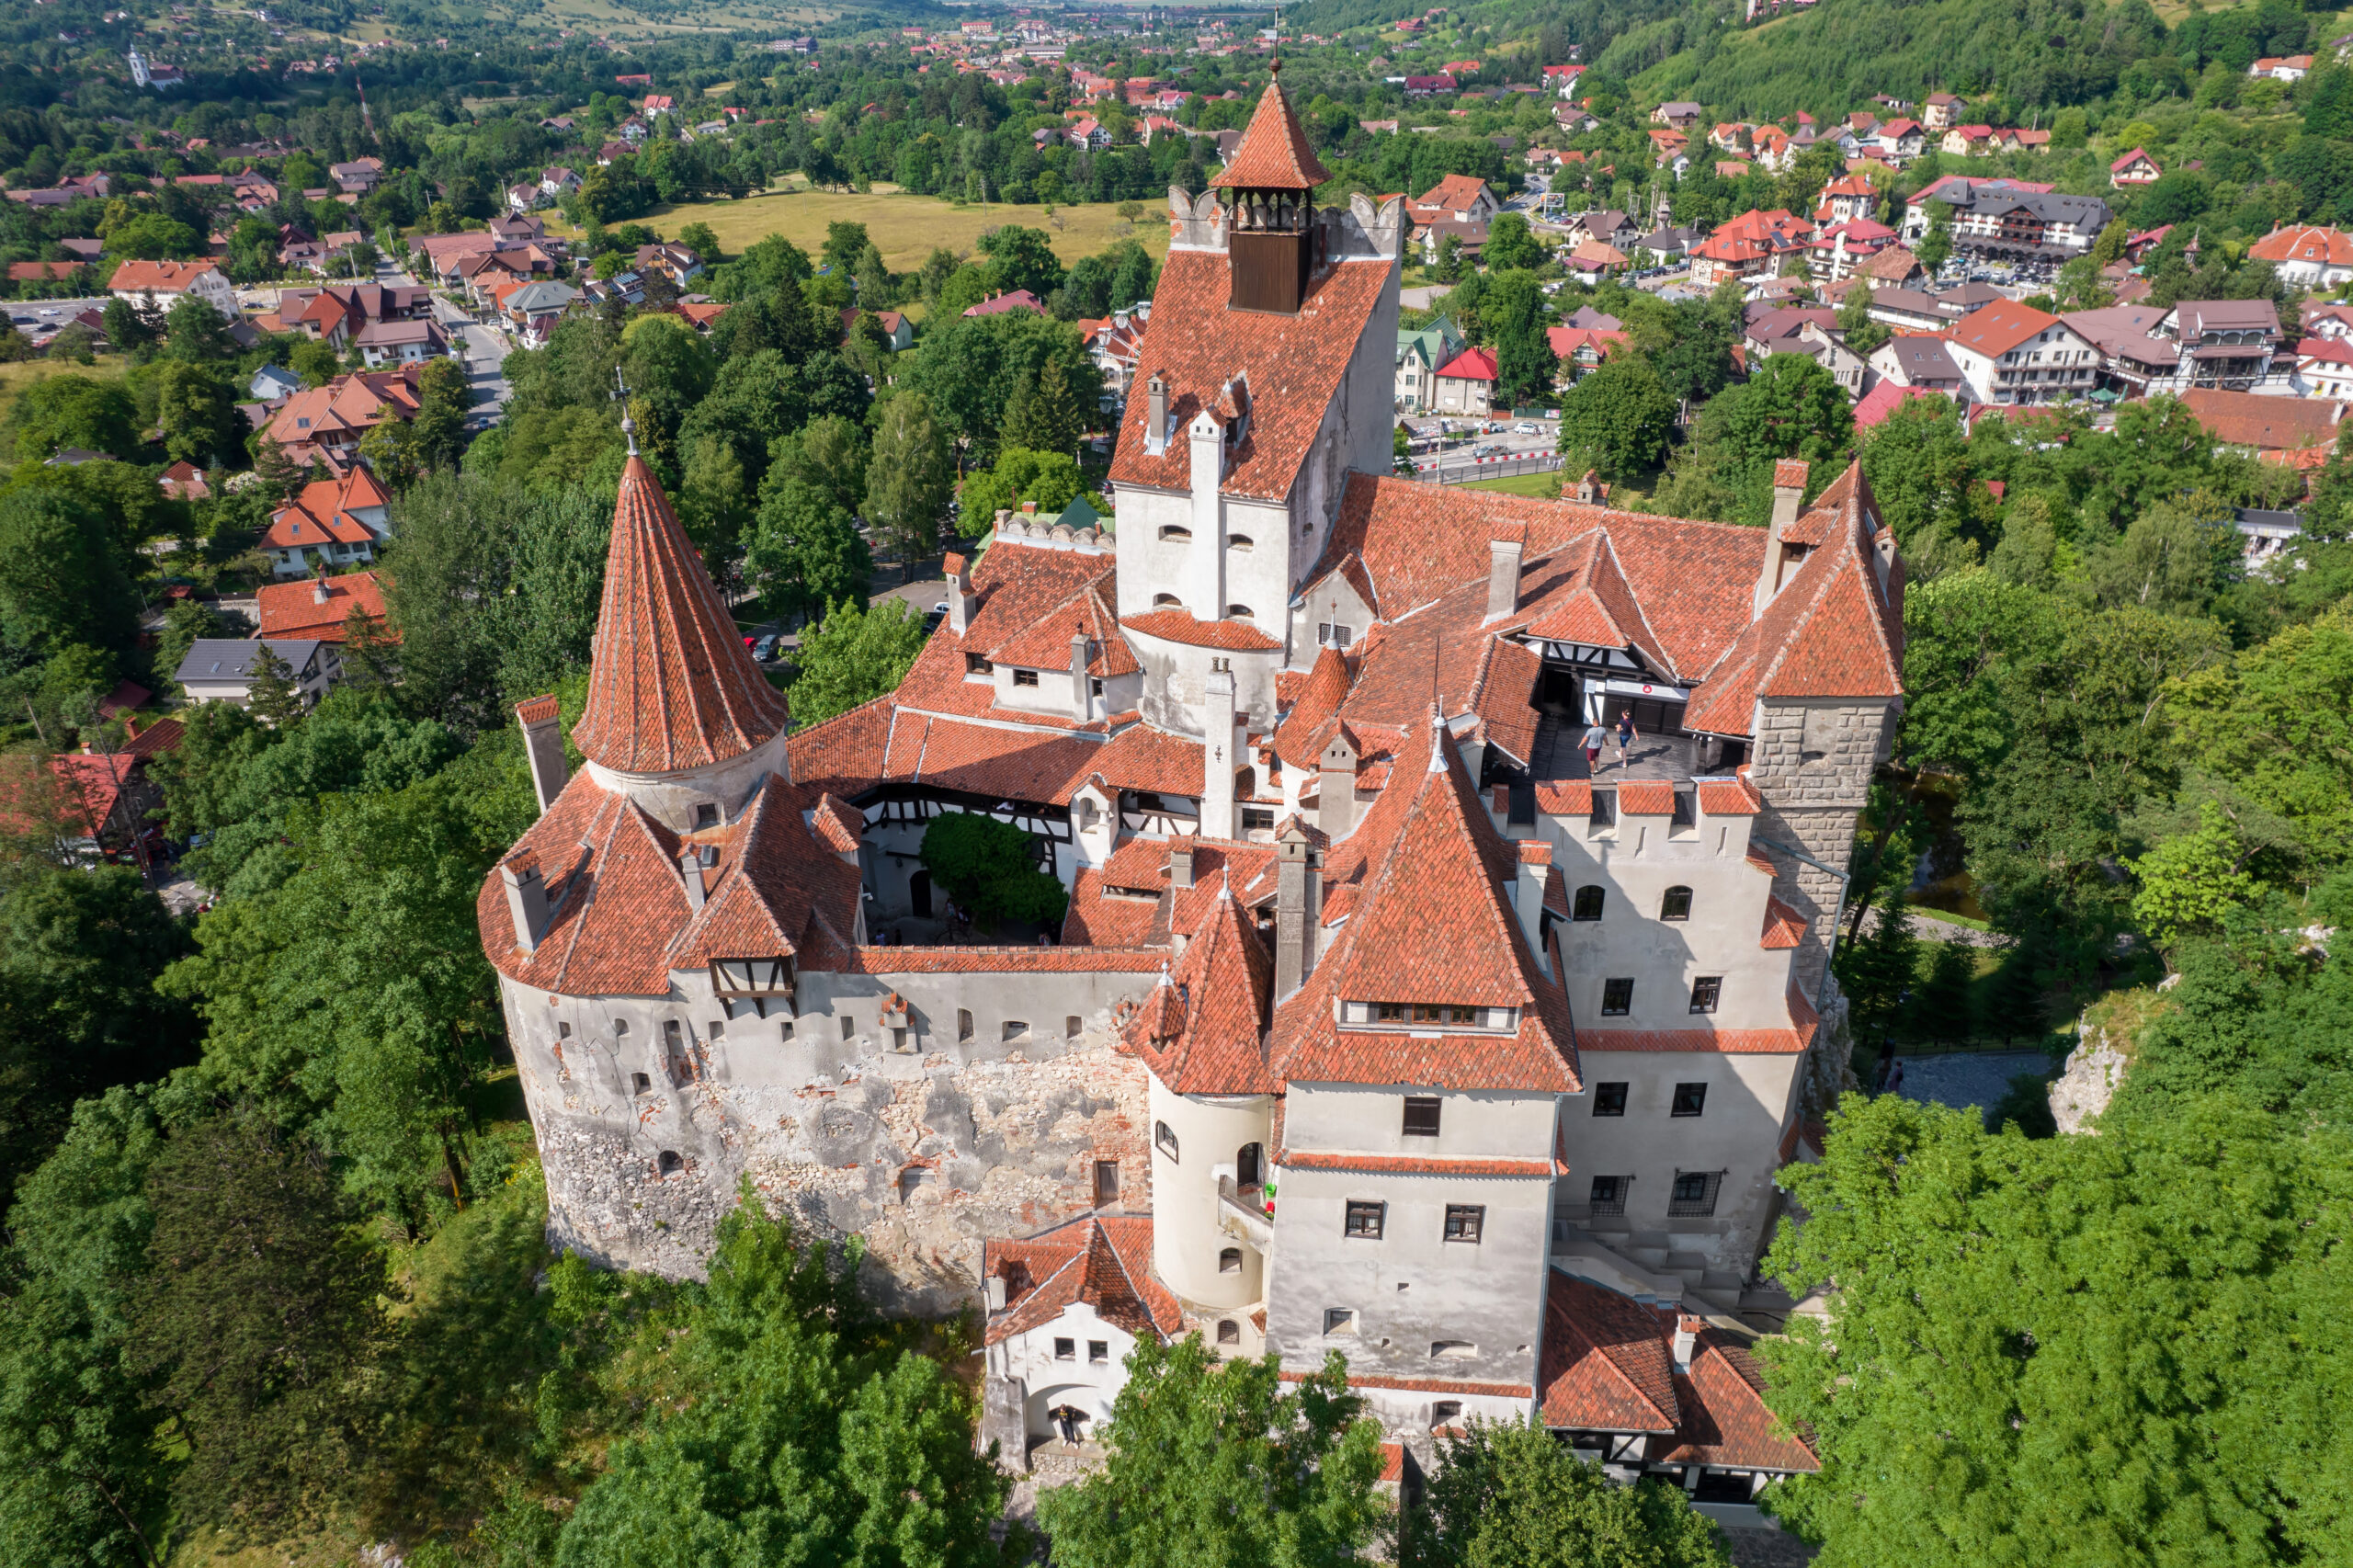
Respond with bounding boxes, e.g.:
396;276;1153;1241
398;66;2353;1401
1748;699;1894;997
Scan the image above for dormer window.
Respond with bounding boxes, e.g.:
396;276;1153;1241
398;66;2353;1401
965;653;994;677
1159;525;1192;541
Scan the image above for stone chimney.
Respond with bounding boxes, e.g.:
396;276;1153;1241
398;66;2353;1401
945;552;978;635
516;693;567;815
1169;839;1195;889
1201;658;1237;839
1188;413;1225;617
1754;460;1810;618
1070;631;1092;721
984;1274;1008;1312
1672;1313;1701;1374
1569;468;1602;504
500;850;550;953
1485;520;1526;623
1514;840;1551;968
1316;722;1358;837
1274;818;1319;999
1144;371;1168;456
677;846;708;909
313;575;331;606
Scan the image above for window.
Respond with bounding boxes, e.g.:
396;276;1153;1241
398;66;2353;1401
841;1016;856;1040
1444;1204;1485;1243
1345;1200;1386;1239
1054;1337;1076;1360
1225;604;1255;621
708;1019;724;1040
1589;792;1615;828
1088;1340;1108;1363
1431;1340;1476;1358
1602;978;1634;1017
1237;1142;1264;1187
1318;621;1354;647
1431;1401;1462;1428
1410;1004;1443;1024
1594;1082;1629;1117
1219;1247;1242;1274
1573;885;1606;921
1158;525;1192;540
779;1020;794;1040
1660;885;1693;921
1227;533;1253;551
1672;1082;1708;1117
631;1072;652;1096
1217;1318;1241;1345
657;1150;683;1175
1153;592;1183;607
1091;677;1104;697
1013;668;1040;687
1688;976;1722;1015
1066;1016;1082;1040
957;1009;974;1041
1003;1020;1029;1041
557;1022;572;1040
1377;1002;1406;1022
1324;1308;1358;1335
1095;1160;1120;1205
965;653;993;676
1589;1175;1629;1216
1669;1170;1723;1217
1403;1096;1441;1137
1156;1120;1180;1161
1671;791;1693;828
693;802;720;830
1241;806;1274;832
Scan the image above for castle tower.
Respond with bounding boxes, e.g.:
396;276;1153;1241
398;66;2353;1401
568;453;794;832
1210;60;1331;314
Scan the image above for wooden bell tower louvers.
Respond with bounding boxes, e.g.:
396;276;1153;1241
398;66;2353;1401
1212;61;1333;315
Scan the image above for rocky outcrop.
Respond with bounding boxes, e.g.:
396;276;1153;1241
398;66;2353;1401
2048;984;2170;1134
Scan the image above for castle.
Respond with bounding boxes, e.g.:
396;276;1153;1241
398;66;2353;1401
478;71;1902;1500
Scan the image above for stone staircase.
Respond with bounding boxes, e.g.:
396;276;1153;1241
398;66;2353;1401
1552;1224;1747;1315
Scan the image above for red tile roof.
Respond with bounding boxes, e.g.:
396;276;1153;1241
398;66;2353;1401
1276;1150;1564;1176
1209;69;1330;190
2250;224;2353;267
1656;1334;1820;1471
2177;388;2345;451
1948;298;2062;359
263;465;388;551
1273;643;1352;769
1121;884;1276;1093
983;1214;1183;1346
108;258;223;294
1435;346;1498;382
1540;1272;1680;1431
571;455;792;775
254;570;389;642
1109;248;1391;505
1761;896;1806;949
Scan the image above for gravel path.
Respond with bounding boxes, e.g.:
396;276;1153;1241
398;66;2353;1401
1889;1050;2057;1122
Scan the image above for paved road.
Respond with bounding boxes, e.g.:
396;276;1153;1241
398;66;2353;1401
395;259;514;421
1890;1050;2057;1127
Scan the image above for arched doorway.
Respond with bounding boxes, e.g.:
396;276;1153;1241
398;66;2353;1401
909;869;932;917
1236;1142;1264;1189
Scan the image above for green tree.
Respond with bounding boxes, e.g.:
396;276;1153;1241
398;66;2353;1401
412;357;471;472
676;221;722;263
1409;1419;1728;1568
1038;1337;1385;1568
0;483;140;661
767;413;870;521
955;448;1087;540
125;1113;386;1537
2130;800;2258;942
3;374;141;461
1000;357;1085;457
155;598;226;696
787;599;931;729
916;812;1069;929
864;391;955;568
1910;938;1978;1045
1836;280;1888;357
1485;271;1557;410
161;295;238;364
101;297;160;361
1483;211;1541;270
745;478;873;624
1760;1093;2353;1568
1556;357;1675;482
244;643;306;728
1722;354;1855;475
151;361;238;469
1916;199;1953;276
975;223;1067;299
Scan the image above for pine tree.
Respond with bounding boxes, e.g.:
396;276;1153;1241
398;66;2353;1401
244;643;305;728
1911;939;1977;1046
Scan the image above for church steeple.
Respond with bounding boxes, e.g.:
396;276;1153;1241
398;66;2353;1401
570;455;792;778
1211;61;1331;314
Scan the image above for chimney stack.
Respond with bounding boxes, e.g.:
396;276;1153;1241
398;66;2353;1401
1201;658;1237;839
1189;415;1226;616
1755;460;1810;617
1513;840;1552;971
313;575;330;605
1316;723;1358;837
1485;521;1526;622
500;851;550;953
516;693;568;815
1673;1313;1701;1374
1169;840;1195;889
1070;631;1092;721
1274;819;1319;999
1144;372;1168;456
678;846;708;909
945;552;978;635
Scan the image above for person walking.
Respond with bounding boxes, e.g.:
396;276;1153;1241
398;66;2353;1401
1581;718;1608;774
1613;709;1638;770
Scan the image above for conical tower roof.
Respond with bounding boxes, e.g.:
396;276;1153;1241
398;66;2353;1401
1211;62;1331;190
571;455;792;775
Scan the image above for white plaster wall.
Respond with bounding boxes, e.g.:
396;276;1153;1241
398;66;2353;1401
1283;1083;1558;1160
1123;629;1282;736
987;1301;1140;1436
1146;1079;1273;1306
583;728;793;835
1221;497;1293;627
1112;487;1203;619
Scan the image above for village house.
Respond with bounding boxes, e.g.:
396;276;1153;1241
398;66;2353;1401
255;569;392;642
260;368;426;469
261;466;393;577
472;80;1892;1509
2109;149;2163;188
1943;300;2100;405
1396;318;1466;414
1431;344;1498;415
2249;224;2353;289
108;258;236;319
175;638;343;710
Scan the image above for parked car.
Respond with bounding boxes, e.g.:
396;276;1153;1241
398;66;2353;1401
1514;421;1540;434
753;634;779;662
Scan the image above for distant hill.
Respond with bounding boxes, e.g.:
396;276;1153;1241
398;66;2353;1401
1621;0;2173;120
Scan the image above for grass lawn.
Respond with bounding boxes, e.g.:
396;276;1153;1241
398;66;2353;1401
0;355;126;403
620;185;1171;274
1460;469;1568;499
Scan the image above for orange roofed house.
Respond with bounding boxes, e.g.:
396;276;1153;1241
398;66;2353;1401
262;466;392;577
476;70;1881;1496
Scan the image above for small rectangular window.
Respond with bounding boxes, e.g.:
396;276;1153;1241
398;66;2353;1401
1054;1336;1076;1359
1013;669;1040;687
1377;1002;1405;1022
1602;978;1634;1016
1446;1005;1480;1025
1095;1161;1120;1205
1593;1082;1628;1117
1324;1308;1358;1335
1444;1204;1484;1243
1241;806;1274;832
965;653;993;676
1689;976;1722;1015
1402;1096;1441;1137
1345;1200;1386;1239
1672;1082;1708;1118
1411;1003;1443;1024
1669;1170;1722;1217
1088;1340;1108;1363
1589;1175;1628;1215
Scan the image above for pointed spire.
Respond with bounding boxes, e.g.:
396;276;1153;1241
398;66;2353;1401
1211;62;1331;191
570;456;792;776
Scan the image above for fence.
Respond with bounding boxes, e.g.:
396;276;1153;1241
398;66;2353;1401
1413;452;1564;486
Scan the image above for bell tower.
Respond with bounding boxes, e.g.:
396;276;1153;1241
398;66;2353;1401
1211;61;1331;315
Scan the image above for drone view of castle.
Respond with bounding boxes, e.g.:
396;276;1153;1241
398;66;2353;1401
477;73;1902;1497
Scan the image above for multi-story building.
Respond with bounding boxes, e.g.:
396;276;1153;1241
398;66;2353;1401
1944;300;2100;404
477;72;1902;1497
2154;300;2286;392
1903;176;2110;261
